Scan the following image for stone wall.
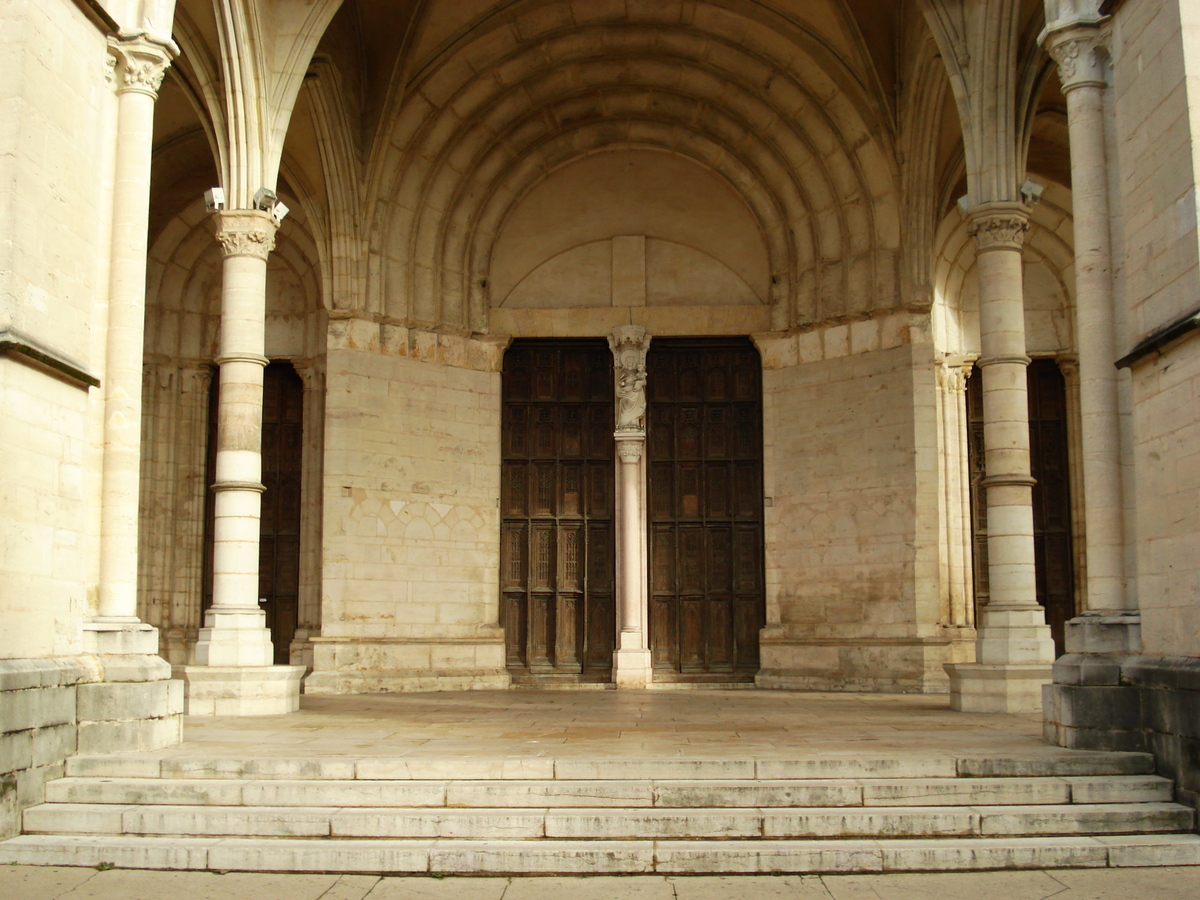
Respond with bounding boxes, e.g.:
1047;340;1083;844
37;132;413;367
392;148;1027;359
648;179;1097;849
0;657;182;840
755;314;955;692
305;324;509;692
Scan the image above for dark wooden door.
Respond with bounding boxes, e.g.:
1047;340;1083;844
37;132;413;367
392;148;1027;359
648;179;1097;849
647;339;764;681
967;360;1075;656
501;341;616;682
259;363;303;665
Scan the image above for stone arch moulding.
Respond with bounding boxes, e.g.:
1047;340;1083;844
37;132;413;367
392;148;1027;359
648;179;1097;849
367;3;901;334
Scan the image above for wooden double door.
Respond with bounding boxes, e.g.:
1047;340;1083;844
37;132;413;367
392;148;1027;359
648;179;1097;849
500;338;765;684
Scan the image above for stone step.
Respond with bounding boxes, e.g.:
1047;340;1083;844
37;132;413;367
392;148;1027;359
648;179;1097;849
22;801;1194;840
1;833;1199;874
41;774;1175;809
63;751;1158;782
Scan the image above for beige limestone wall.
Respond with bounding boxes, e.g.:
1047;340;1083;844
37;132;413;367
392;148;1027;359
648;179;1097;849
1113;0;1200;658
756;315;954;692
306;324;508;692
0;1;114;658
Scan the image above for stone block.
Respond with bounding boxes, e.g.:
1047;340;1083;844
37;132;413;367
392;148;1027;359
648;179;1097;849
1063;615;1142;655
1065;775;1174;804
430;840;654;874
654;780;861;809
161;758;356;781
243;779;446;808
174;664;303;717
1100;834;1200;866
977;802;1193;835
763;807;979;838
555;759;755;781
66;756;161;778
448;780;652;808
879;836;1108;871
357;758;554;781
334;808;546;839
1052;653;1125;686
76;679;179;722
0;834;217;869
652;840;884;874
546;809;761;839
757;758;957;779
0;775;16;841
1047;683;1143;731
30;723;74;768
47;777;244;807
0;686;75;733
0;730;33;775
0;659;94;693
23;802;127;834
957;752;1155;777
207;838;433;874
861;777;1069;808
123;805;333;838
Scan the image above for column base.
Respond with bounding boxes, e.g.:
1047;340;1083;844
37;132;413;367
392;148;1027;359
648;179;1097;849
191;607;274;667
945;662;1052;713
613;648;653;689
78;621;182;753
173;665;304;716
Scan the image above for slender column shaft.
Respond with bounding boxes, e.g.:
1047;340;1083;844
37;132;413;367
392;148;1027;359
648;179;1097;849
617;440;644;640
975;251;1037;612
1046;26;1129;612
210;212;277;614
97;36;175;620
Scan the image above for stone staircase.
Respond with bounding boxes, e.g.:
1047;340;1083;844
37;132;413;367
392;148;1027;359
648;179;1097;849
1;750;1198;874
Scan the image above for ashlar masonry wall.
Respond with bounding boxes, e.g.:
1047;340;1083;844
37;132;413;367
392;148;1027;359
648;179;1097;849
305;322;509;693
756;314;953;692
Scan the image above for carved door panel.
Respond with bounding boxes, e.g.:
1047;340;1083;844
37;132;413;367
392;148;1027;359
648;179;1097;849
967;361;1075;656
501;341;616;682
647;339;764;681
258;363;303;665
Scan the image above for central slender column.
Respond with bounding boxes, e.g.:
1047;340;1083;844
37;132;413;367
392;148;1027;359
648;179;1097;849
177;209;304;715
946;203;1056;712
609;325;652;688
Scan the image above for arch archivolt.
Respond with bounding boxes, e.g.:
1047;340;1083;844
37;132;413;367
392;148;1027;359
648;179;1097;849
367;8;900;335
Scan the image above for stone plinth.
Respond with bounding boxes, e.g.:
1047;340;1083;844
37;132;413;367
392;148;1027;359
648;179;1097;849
613;649;653;689
173;665;305;716
946;662;1052;713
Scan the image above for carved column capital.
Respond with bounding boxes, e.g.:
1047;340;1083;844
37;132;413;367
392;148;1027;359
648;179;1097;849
1045;27;1108;92
214;211;278;261
616;436;644;464
107;33;177;98
966;203;1031;254
609;325;651;435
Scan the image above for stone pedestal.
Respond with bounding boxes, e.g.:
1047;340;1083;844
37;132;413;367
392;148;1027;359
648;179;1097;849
80;623;182;753
173;664;305;717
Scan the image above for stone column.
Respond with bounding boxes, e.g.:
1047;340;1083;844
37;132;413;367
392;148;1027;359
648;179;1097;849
290;360;326;673
609;325;652;688
1041;5;1139;651
175;210;304;715
91;34;176;637
945;204;1056;712
76;34;183;755
937;358;977;664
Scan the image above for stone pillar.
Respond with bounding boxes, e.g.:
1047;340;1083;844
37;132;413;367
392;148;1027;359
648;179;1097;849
289;360;325;673
175;210;304;715
1040;2;1142;751
1041;4;1139;652
609;325;652;688
74;34;183;755
945;204;1056;712
937;358;977;664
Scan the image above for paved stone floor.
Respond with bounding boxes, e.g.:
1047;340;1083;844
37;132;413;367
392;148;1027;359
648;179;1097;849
6;866;1200;899
143;689;1063;763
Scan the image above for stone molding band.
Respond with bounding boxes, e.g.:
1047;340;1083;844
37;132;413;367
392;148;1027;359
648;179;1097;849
214;353;270;367
210;481;267;494
0;327;100;389
981;474;1037;489
975;354;1033;368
